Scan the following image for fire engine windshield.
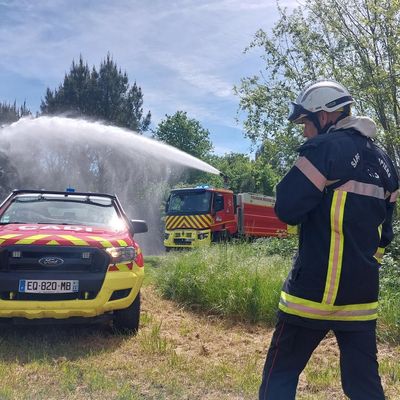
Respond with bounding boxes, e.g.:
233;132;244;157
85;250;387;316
167;191;212;214
0;194;125;229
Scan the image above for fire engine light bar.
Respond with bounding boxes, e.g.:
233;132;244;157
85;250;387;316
12;251;21;258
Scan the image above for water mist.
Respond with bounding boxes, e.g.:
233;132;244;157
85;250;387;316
0;116;221;254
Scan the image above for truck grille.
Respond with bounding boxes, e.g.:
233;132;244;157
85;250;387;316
173;238;192;245
0;245;109;273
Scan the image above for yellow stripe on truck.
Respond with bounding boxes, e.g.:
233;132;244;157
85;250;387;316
58;235;89;246
0;234;22;244
166;214;214;230
15;235;51;245
87;236;113;248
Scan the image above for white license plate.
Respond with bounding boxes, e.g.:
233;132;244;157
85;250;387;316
18;280;79;293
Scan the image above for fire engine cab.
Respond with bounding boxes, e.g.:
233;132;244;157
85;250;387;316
163;186;290;250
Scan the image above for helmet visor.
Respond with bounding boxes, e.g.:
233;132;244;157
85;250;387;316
287;102;309;123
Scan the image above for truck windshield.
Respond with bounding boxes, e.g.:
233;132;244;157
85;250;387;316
0;195;124;229
167;191;212;214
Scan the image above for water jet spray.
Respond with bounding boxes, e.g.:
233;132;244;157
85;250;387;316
0;116;221;254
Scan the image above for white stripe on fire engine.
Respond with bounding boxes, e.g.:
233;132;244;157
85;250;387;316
15;234;51;245
87;236;113;247
58;235;89;246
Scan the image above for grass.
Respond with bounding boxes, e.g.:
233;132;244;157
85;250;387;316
0;242;397;399
153;240;400;343
0;284;397;399
153;242;291;325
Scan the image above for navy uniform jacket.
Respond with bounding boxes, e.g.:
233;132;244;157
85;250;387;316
275;118;399;330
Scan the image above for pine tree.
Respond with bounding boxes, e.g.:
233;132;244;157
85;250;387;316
0;101;31;125
40;54;151;133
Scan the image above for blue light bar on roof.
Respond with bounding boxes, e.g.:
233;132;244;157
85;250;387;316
195;185;210;189
66;187;75;193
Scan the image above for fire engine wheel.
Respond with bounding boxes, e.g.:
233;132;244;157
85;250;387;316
113;292;141;333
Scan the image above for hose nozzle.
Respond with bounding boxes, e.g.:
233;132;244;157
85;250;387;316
220;172;229;188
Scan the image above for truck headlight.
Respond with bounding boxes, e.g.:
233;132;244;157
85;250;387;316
198;233;209;240
106;246;136;263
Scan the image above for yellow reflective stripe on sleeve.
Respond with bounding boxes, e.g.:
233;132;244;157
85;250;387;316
87;236;112;248
323;190;347;305
117;239;128;247
58;235;89;246
15;234;51;244
279;291;378;321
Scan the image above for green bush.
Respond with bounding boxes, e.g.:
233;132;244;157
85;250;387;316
251;235;298;257
152;230;400;343
379;218;400;342
154;243;291;325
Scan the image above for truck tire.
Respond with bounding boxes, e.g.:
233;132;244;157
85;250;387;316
113;292;141;333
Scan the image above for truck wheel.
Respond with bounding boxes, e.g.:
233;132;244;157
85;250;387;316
113;292;141;333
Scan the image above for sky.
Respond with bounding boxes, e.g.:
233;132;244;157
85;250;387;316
0;0;296;156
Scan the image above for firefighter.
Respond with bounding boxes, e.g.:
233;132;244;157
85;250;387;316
259;79;399;400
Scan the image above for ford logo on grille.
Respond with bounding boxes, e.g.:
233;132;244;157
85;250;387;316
38;257;64;266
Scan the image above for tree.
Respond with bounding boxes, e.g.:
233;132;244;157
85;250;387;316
40;54;151;133
153;111;213;159
202;153;278;195
236;0;400;172
0;101;31;125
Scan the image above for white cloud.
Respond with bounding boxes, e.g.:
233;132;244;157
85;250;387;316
0;0;295;153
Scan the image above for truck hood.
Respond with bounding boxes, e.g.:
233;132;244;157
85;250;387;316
0;224;134;248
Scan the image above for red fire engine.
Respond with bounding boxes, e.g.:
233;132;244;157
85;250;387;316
164;186;291;250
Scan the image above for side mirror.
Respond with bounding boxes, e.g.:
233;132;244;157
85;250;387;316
130;219;148;234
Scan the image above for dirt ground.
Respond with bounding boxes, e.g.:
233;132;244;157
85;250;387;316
140;286;400;399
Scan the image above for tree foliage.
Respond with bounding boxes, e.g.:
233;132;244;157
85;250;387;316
203;153;279;195
153;111;213;160
41;54;151;132
0;101;31;125
236;0;400;172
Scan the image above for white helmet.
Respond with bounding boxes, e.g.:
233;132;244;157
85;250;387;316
288;79;354;123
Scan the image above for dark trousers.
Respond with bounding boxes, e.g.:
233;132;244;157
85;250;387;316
259;320;385;400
